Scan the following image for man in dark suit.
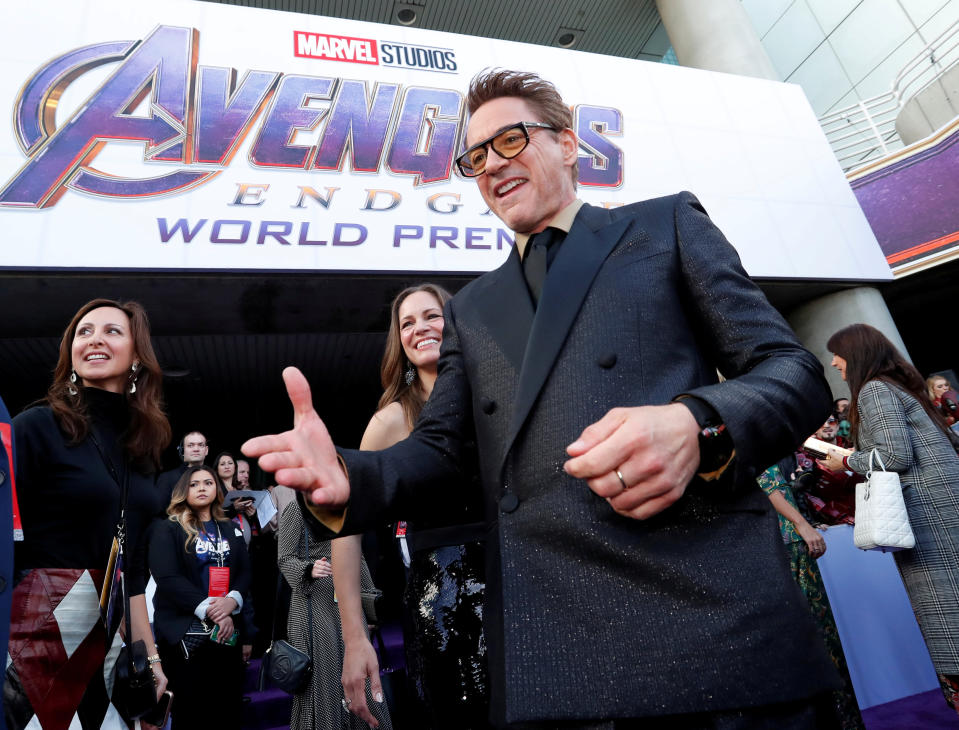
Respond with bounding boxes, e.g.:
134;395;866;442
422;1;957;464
245;70;837;728
157;430;208;496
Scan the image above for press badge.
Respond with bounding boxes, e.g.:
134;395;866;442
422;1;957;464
209;566;230;597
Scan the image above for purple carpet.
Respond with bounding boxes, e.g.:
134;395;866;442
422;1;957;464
240;626;959;729
863;689;959;730
242;622;407;730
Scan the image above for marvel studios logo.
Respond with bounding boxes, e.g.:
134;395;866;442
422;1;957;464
381;41;457;73
294;31;457;73
294;32;379;64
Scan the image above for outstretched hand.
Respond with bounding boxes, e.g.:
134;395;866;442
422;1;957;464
242;367;350;508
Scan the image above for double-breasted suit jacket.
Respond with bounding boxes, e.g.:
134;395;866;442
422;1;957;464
311;192;836;725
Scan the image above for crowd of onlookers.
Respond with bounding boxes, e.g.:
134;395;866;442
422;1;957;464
4;292;489;730
758;331;959;729
4;296;959;730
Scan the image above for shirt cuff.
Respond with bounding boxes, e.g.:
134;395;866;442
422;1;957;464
303;454;350;533
227;590;244;613
194;598;212;620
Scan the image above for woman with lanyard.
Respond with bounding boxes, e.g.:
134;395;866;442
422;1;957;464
6;298;171;730
149;465;250;728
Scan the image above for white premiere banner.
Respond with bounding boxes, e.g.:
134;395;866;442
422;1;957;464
0;0;891;280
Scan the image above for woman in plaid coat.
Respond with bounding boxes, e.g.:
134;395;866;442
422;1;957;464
822;324;959;715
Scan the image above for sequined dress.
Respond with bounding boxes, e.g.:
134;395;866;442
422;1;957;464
403;520;490;729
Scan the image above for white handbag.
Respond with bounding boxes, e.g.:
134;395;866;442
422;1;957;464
853;449;916;552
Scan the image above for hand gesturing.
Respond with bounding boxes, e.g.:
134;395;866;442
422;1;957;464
242;367;351;508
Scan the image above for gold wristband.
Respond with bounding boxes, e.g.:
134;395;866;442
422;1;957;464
304;454;350;533
698;449;736;482
147;654;161;665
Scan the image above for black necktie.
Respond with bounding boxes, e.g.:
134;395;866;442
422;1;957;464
523;227;560;306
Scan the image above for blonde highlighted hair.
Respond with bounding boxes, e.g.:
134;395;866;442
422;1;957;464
167;466;228;552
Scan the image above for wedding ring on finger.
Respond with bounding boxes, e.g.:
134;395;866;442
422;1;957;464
615;469;629;492
342;698;352;712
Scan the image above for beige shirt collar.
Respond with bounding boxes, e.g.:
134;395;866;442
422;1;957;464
514;198;584;259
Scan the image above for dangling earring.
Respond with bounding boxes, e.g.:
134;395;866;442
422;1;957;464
68;370;78;396
129;362;140;395
404;362;416;386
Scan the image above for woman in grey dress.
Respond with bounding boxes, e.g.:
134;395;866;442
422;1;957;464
278;501;392;730
822;324;959;715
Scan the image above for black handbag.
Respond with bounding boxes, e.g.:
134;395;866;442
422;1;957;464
112;638;156;721
260;524;313;695
261;639;312;694
180;617;215;657
89;430;158;721
361;587;384;626
109;514;157;721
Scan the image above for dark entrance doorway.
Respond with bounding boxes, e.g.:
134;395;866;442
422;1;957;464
0;270;475;465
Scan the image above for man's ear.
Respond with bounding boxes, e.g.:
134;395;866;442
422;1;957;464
558;127;579;167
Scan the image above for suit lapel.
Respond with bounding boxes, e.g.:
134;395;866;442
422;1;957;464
472;245;534;373
501;206;631;466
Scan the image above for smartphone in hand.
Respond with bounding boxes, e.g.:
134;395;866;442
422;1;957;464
140;690;173;727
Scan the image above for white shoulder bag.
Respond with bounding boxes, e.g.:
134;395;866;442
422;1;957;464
853;449;916;552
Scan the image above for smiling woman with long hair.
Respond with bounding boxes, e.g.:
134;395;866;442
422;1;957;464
332;283;489;728
6;298;171;730
821;324;959;716
149;465;250;729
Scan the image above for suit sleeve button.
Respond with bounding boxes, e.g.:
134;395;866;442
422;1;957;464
597;353;617;369
480;398;497;415
0;470;5;486
499;493;519;513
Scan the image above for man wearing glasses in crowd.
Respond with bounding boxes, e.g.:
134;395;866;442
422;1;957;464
246;69;838;728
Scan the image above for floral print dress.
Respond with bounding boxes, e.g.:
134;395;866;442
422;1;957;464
758;465;864;730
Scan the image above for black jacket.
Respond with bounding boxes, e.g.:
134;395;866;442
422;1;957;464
307;194;836;724
13;390;166;593
149;517;250;646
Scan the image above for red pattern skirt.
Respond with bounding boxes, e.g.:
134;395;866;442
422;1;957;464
5;569;122;730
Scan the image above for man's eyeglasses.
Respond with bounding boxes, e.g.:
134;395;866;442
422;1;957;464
455;122;557;177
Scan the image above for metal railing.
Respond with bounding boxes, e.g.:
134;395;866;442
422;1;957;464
818;21;959;172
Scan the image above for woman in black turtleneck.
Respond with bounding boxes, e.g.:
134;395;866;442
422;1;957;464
5;298;172;730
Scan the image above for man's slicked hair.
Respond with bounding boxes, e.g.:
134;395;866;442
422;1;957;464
466;69;578;185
